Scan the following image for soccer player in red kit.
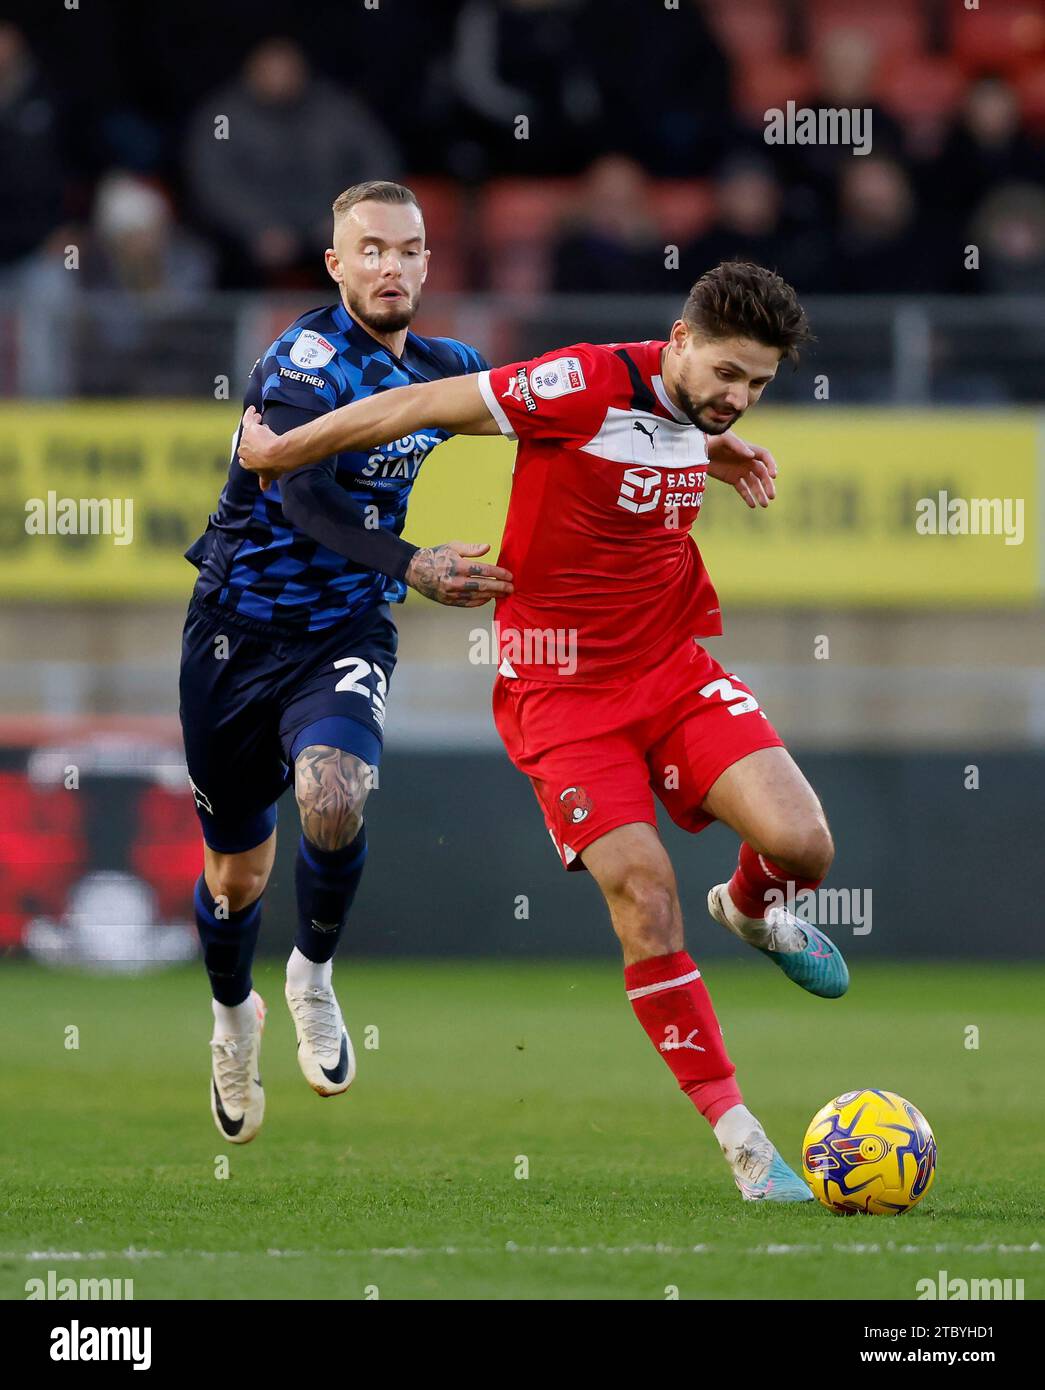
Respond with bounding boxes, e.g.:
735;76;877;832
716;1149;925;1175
237;261;849;1202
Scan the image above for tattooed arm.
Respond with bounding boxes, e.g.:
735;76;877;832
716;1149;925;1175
403;541;512;607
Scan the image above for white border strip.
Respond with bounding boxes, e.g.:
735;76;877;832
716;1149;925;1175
477;370;518;441
4;1241;1041;1261
626;967;701;1000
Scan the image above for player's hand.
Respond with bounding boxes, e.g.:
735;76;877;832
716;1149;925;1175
405;542;513;608
237;406;284;491
706;431;778;509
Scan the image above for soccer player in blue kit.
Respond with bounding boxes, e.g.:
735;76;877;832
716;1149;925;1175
180;182;513;1143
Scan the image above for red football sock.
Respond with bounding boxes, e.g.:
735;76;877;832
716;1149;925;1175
624;949;743;1126
727;841;823;920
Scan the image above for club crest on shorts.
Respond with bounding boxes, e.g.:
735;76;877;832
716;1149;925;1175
559;785;593;824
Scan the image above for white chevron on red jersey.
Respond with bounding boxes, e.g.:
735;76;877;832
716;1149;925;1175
477;341;723;685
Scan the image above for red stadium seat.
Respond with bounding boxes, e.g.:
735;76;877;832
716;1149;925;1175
403;176;467;293
949;0;1045;76
810;0;928;59
1015;63;1045;130
733;56;816;122
701;0;787;61
649;180;716;243
878;57;968;122
478;178;579;294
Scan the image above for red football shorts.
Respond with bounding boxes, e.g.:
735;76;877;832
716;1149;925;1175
492;637;785;871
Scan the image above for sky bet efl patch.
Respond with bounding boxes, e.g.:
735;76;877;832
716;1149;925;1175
289;329;337;370
530;356;586;399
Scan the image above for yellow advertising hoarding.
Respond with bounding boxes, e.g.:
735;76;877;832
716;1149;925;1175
0;404;1039;604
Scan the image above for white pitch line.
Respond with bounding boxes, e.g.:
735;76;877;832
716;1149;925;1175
2;1242;1041;1262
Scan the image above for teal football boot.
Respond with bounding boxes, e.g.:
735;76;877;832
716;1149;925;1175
708;884;849;999
722;1124;815;1202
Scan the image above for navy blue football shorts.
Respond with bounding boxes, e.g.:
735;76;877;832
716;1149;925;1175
179;593;398;854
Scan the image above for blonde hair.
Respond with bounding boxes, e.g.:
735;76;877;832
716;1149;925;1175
332;181;420;222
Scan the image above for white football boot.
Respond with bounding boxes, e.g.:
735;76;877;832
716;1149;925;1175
209;990;266;1144
715;1108;814;1202
285;980;355;1097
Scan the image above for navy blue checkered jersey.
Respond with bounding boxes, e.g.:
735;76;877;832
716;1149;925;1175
186;302;487;633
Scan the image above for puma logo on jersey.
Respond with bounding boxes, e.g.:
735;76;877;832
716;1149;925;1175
633;420;659;449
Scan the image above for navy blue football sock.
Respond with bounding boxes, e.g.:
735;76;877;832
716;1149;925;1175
194;874;262;1007
294;827;367;964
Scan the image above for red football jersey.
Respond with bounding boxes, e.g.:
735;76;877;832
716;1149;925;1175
477;340;723;685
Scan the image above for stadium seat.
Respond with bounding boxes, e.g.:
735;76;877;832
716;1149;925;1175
649;180;716;243
950;0;1045;76
403;177;467;293
478;178;579;294
1015;63;1045;130
733;56;816;123
701;0;787;60
878;58;968;122
810;0;928;59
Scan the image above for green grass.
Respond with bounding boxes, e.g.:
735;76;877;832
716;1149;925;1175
0;959;1042;1300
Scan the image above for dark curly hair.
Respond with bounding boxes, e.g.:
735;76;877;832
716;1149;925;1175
682;261;813;365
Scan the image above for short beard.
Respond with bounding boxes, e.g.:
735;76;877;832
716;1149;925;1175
344;288;417;336
674;382;741;434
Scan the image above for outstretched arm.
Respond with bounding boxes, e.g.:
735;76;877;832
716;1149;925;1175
261;402;420;579
238;373;499;488
252;386;511;607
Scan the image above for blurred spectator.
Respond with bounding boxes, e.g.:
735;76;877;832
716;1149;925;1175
551;155;665;293
824;156;946;294
185;37;401;287
0;23;64;272
969;183;1045;295
778;28;906;228
927;77;1042;220
75;174;220;396
447;0;599;178
682;159;794;283
583;0;733;177
0;22;75;395
84;173;214;294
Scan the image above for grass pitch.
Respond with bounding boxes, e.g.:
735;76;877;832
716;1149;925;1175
0;958;1041;1301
